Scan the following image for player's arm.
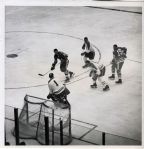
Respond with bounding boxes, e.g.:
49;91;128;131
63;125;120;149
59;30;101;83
48;83;53;94
82;43;85;50
47;83;53;99
86;42;90;50
81;43;86;55
51;55;58;70
123;47;127;58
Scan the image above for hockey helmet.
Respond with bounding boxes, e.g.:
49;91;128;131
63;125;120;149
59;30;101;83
49;73;54;79
54;49;58;53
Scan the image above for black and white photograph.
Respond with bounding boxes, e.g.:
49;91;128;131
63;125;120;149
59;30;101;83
3;2;143;146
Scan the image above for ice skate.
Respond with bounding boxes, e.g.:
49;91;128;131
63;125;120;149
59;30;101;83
115;79;122;84
103;85;110;91
69;72;74;78
90;83;97;88
108;74;115;80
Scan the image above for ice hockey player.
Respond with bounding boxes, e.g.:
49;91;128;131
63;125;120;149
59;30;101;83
51;49;74;82
108;44;127;84
47;73;70;108
85;60;110;91
81;37;95;68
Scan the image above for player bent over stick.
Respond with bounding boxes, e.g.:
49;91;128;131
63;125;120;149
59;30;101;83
85;60;110;91
108;44;127;84
47;73;70;109
51;49;74;82
81;37;95;68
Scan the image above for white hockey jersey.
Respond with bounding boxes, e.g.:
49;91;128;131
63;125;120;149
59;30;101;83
48;78;65;95
84;42;95;53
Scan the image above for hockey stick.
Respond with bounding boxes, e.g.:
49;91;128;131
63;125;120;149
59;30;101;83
38;62;60;76
38;70;51;76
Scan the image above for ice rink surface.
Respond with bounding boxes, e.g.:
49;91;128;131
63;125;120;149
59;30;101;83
5;6;142;142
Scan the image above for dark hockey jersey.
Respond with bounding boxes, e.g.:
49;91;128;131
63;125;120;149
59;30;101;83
53;51;68;65
113;47;127;63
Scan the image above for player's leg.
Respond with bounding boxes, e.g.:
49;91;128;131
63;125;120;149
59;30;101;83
99;67;109;91
109;61;116;80
115;62;124;84
90;73;97;88
66;59;74;78
59;89;70;108
98;67;109;91
60;60;70;82
82;53;89;68
98;77;110;91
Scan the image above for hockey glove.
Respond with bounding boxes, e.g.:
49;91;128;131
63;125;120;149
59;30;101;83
81;52;85;56
51;64;55;70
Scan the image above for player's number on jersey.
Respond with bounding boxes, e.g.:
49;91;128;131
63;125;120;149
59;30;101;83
54;80;59;86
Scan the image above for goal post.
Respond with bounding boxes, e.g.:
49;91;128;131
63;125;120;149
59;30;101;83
12;94;72;145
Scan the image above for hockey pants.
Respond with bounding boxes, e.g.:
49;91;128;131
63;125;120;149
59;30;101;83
111;61;124;79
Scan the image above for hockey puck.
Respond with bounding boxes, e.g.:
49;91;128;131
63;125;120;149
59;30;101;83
7;54;18;58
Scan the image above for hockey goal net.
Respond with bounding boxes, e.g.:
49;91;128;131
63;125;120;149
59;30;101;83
13;94;72;145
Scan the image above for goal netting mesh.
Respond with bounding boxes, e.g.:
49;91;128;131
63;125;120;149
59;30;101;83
13;95;72;145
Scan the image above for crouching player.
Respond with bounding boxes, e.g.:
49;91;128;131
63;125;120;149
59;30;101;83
47;73;70;108
85;60;110;91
